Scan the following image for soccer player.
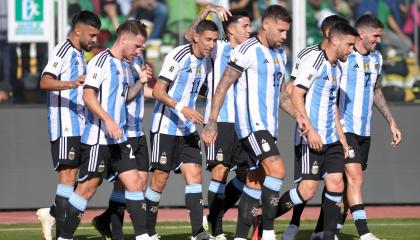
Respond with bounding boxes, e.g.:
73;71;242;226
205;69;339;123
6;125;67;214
186;6;252;240
281;15;349;240
57;20;151;240
336;14;401;240
92;21;153;240
37;10;100;240
146;20;218;240
271;22;358;240
202;5;307;240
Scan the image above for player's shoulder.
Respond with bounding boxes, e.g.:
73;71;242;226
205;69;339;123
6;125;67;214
297;43;322;60
167;44;192;63
300;49;326;70
88;49;112;68
53;39;77;59
236;36;260;55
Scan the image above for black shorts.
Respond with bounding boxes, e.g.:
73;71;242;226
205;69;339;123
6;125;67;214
205;122;252;171
344;132;371;171
78;142;138;182
240;130;280;169
150;132;202;173
294;141;345;182
127;136;149;172
50;136;81;170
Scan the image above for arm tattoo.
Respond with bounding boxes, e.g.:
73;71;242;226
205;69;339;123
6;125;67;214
209;67;241;121
373;81;395;124
126;80;145;102
154;79;176;108
279;89;299;118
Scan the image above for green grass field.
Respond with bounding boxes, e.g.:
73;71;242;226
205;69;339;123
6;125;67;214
0;219;419;239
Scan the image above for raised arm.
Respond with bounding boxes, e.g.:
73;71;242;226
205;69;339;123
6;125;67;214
126;64;152;102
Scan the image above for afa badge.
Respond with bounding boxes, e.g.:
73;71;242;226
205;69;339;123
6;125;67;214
261;139;270;152
160;152;168;164
68;147;75;161
98;161;105;173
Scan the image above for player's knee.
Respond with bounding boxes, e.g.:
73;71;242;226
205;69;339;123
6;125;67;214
262;156;285;179
235;167;248;183
211;165;229;181
298;181;318;200
183;165;202;184
326;175;344;192
346;171;364;187
151;171;169;191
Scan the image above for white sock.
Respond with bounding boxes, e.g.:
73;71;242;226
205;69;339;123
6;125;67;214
262;229;276;239
234;238;247;240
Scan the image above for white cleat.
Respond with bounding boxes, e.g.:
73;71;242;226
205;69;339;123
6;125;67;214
310;231;323;240
191;231;212;240
360;233;380;240
213;234;227;240
282;224;299;240
203;215;209;232
335;234;339;240
149;234;161;240
135;233;151;240
36;208;55;240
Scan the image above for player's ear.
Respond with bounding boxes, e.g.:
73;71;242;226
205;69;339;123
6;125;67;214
193;32;200;43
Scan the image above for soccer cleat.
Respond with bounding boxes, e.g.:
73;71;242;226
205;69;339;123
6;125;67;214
310;231;323;240
91;216;112;240
213;233;227;240
136;233;151;240
149;234;161;240
202;215;209;232
251;214;262;240
36;208;56;240
281;224;299;240
191;231;212;240
360;233;380;240
335;234;339;240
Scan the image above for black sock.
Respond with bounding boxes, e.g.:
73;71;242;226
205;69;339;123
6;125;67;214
60;193;87;239
125;192;148;236
350;204;370;236
323;191;342;240
314;187;327;233
145;187;161;236
276;188;304;218
185;184;204;237
54;195;69;238
49;205;56;218
109;201;125;239
235;187;261;239
261;176;283;230
223;177;244;212
289;201;307;227
336;212;348;234
207;180;226;236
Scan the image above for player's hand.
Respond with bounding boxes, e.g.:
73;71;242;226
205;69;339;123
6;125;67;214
140;64;153;84
202;119;218;146
340;137;349;159
181;107;204;124
105;119;123;141
296;113;309;136
205;5;231;21
307;128;323;152
390;123;401;147
75;75;86;87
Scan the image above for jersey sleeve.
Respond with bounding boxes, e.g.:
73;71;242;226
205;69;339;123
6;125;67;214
84;61;105;92
158;49;181;82
41;43;67;79
294;51;324;91
227;47;253;73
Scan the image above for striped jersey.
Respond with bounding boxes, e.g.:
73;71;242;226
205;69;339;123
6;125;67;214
42;39;86;141
294;50;342;145
339;49;382;136
204;39;235;123
151;44;211;136
125;56;146;138
82;49;129;145
291;43;322;79
228;36;287;139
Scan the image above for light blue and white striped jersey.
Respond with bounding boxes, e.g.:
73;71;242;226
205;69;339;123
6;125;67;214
151;44;211;136
339;49;382;136
82;49;129;145
294;50;342;145
228;36;287;139
42;39;86;141
291;43;322;79
204;39;235;123
125;56;146;138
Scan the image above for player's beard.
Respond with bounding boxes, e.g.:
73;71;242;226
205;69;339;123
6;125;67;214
81;41;96;52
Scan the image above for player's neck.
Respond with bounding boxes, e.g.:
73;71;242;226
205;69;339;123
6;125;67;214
258;32;269;48
191;43;205;59
109;45;123;60
68;34;81;51
355;40;369;55
324;47;338;66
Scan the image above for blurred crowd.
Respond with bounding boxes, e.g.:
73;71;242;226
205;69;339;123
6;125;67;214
1;0;420;103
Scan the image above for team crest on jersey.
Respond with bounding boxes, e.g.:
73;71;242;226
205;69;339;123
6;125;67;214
98;161;105;173
216;149;224;162
160;152;168;164
93;73;98;79
307;74;313;81
364;61;370;72
169;66;175;72
332;75;337;84
196;67;201;75
311;161;319;175
273;57;279;65
53;62;58;68
68;147;75;160
261;139;270;152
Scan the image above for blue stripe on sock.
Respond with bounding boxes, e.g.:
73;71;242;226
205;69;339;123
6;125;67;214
185;184;202;194
56;184;74;198
69;193;87;212
263;176;283;191
289;188;303;205
145;187;161;202
125;191;144;201
325;193;342;203
352;210;367;220
110;190;125;203
208;181;226;194
232;177;244;191
243;186;261;200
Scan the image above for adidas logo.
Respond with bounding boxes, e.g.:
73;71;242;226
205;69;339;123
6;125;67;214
354;63;359;69
263;59;269;64
323;76;329;80
186;68;192;73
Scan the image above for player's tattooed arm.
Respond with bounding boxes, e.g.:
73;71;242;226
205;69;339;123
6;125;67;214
127;64;153;102
152;79;177;108
373;80;402;146
280;81;309;135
